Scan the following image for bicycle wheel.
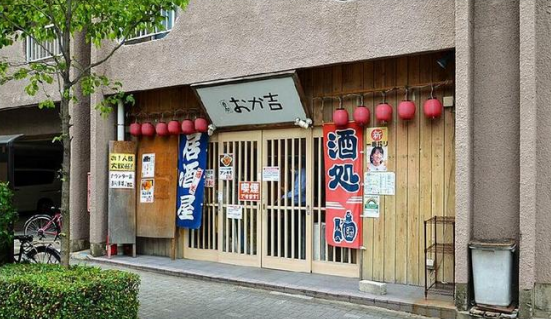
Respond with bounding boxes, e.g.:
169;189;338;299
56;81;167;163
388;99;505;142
27;246;61;264
24;215;59;243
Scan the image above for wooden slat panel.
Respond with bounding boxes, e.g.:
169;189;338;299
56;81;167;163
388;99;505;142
395;56;409;284
407;55;421;285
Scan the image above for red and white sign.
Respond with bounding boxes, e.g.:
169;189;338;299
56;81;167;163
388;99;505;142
238;181;261;201
323;122;364;249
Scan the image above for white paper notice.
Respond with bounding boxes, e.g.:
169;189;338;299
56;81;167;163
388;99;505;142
205;169;215;187
364;172;381;194
262;167;280;182
363;195;380;218
142;154;155;178
227;205;243;219
364;172;395;195
379;172;395;195
109;171;135;189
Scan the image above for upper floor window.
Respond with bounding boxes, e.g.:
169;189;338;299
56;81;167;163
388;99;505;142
126;9;177;44
25;26;62;62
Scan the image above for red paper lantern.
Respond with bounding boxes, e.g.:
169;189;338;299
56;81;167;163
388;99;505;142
333;108;349;128
353;106;370;126
375;103;393;123
423;98;443;119
156;121;169;136
130;123;141;137
168;120;181;135
141;122;155;137
194;117;209;133
181;119;196;135
398;100;416;121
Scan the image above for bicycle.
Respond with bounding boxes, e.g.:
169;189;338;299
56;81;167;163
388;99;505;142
13;235;61;264
23;207;62;243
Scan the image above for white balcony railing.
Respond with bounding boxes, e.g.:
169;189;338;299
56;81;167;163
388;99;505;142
126;9;177;43
25;35;61;63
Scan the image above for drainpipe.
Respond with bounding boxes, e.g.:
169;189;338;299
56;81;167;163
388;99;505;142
117;99;125;141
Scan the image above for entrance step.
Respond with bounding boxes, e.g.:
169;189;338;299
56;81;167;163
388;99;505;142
72;251;456;318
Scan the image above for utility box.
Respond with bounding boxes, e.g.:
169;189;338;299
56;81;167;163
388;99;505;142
469;240;516;307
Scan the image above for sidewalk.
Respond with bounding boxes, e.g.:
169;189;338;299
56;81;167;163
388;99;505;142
72;251;456;319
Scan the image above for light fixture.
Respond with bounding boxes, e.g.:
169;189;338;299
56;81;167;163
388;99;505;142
437;51;454;69
294;118;313;129
207;124;217;136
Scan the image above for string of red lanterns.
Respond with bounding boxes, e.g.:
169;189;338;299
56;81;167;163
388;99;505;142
128;111;210;137
317;81;451;126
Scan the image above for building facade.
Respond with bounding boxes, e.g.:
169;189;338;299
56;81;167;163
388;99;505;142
1;0;550;317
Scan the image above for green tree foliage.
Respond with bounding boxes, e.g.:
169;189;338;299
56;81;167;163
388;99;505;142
0;0;190;266
0;182;17;265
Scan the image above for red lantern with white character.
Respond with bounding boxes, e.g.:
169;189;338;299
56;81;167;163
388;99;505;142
168;120;181;135
398;100;416;121
194;117;209;133
375;103;393;124
333;108;349;128
353;105;370;126
141;122;155;137
181;119;195;135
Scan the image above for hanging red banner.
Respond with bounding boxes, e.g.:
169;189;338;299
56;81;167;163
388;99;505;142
323;122;363;249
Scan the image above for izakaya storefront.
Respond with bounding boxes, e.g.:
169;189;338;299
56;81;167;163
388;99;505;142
121;52;455;286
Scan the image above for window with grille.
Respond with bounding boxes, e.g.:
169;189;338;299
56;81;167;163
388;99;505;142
126;9;177;44
25;31;61;62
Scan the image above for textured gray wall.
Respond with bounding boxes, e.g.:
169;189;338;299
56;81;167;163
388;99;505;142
98;0;455;93
0;41;60;110
534;0;551;285
454;0;474;288
69;31;91;246
472;0;520;241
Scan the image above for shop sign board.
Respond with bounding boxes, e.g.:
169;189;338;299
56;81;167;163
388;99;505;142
227;205;243;219
323;122;363;249
141;153;155;178
109;171;135;189
193;74;307;127
219;153;234;180
176;133;209;229
262;166;280;182
140;179;154;203
109;153;135;171
366;127;388;172
238;181;260;201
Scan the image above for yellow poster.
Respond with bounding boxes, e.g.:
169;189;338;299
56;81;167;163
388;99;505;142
366;127;389;172
109;153;135;171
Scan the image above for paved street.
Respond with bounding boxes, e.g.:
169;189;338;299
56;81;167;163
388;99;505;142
80;262;430;319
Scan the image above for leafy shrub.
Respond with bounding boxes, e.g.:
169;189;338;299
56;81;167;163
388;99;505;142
0;182;17;265
0;264;140;319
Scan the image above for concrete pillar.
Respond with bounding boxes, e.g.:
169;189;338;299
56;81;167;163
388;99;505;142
454;0;474;310
69;31;91;252
519;0;551;317
89;91;115;256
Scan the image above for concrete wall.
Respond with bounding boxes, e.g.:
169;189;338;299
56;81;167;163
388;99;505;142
99;0;455;93
471;0;520;241
454;0;474;309
0;40;60;110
